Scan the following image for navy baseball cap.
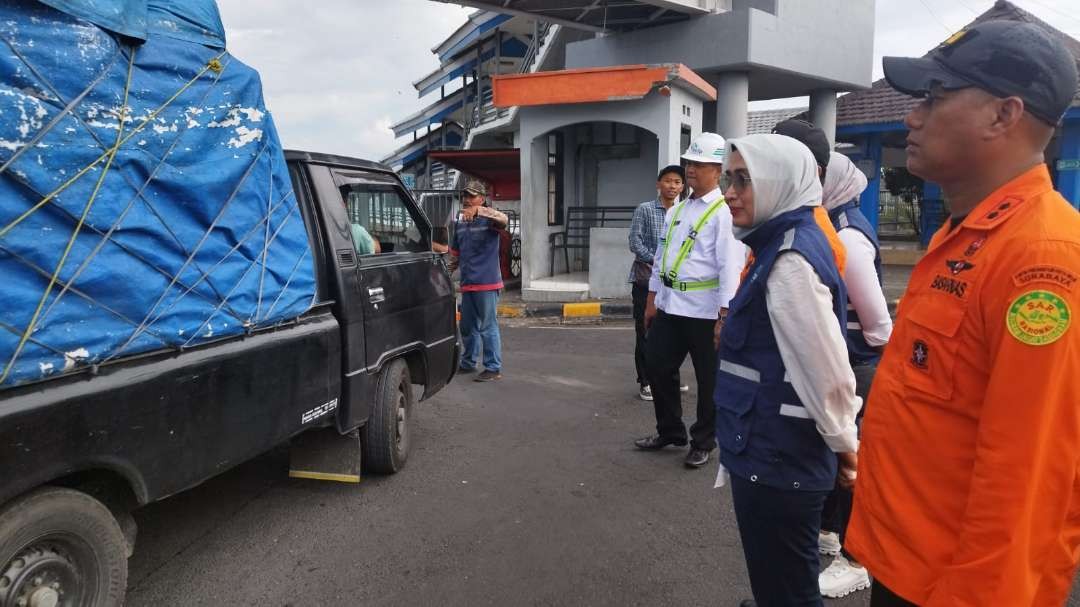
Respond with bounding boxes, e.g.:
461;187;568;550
883;20;1079;126
772;119;831;170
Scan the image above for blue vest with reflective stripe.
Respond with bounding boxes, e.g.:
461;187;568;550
828;200;883;365
714;206;847;492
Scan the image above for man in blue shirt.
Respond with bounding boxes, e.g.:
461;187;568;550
450;180;509;382
629;165;686;401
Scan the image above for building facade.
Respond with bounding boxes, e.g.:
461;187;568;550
385;0;877;300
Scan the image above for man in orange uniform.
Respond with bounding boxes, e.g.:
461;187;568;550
847;20;1080;606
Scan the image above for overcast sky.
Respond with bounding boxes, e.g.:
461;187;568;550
217;0;1080;161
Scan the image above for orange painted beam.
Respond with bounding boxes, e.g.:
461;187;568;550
492;63;716;108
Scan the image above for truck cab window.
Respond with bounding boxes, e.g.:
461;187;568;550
340;185;429;255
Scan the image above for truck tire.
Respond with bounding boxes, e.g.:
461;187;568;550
363;358;413;474
0;487;128;607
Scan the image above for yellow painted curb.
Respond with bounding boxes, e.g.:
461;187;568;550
563;302;602;318
288;470;361;484
497;304;526;318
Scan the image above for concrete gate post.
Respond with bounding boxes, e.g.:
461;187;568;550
809;88;838;148
714;72;749;140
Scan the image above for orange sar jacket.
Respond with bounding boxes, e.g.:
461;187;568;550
847;165;1080;606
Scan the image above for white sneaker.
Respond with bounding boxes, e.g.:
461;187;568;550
818;530;841;555
819;555;871;598
639;385;653;401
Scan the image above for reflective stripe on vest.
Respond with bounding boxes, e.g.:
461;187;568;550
658;197;727;291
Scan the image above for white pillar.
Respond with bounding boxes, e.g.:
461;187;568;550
714;72;749;139
520;132;551;285
809;88;838;148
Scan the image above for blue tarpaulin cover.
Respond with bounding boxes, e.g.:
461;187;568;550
0;0;317;388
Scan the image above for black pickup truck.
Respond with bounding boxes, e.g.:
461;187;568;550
0;151;458;606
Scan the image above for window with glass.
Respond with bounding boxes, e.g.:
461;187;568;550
339;184;429;256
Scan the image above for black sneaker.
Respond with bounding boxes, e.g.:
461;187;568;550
634;435;688;450
474;370;502;382
458;365;478;374
684;448;711;468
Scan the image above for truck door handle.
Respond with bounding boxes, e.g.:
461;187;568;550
368;287;385;303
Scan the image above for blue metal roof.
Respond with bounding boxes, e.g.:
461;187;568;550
417;36;528;97
401;130;464;167
391;86;492;138
438;13;513;62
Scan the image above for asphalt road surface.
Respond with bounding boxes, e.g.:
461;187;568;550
125;322;1080;606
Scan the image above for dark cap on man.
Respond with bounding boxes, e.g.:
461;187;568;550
657;165;685;181
883;20;1079;126
463;180;487;197
772;119;831;170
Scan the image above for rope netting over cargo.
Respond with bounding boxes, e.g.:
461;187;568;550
0;0;318;387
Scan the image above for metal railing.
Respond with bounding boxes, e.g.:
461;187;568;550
473;22;554;128
412;189;461;230
877;189;921;238
550;205;637;274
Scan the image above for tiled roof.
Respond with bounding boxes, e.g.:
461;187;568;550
746;107;807;134
838;0;1080;127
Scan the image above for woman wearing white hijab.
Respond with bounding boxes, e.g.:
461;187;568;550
713;134;861;607
816;152;893;598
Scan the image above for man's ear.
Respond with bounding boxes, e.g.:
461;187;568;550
985;96;1026;139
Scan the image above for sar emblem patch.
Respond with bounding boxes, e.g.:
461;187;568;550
1007;290;1071;346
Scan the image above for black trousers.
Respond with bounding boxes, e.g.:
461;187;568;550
631;283;650;387
644;309;716;450
821;360;878;555
870;580;918;606
731;474;829;607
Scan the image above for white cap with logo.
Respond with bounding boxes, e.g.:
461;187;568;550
681;132;727;164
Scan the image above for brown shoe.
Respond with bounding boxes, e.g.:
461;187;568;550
474;370;502;382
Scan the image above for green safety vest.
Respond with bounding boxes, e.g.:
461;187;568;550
659;197;728;292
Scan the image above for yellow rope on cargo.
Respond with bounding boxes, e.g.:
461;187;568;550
0;50;229;241
0;49;228;383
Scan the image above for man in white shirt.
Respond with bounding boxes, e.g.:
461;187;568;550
635;133;746;468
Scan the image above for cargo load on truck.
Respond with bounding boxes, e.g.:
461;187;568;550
0;0;317;388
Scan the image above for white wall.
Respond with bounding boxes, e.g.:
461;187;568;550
597;136;659;207
518;92;704;284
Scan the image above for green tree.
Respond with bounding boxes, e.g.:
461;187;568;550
882;167;924;202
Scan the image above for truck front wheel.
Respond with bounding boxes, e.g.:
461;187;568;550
363;358;413;474
0;487;128;607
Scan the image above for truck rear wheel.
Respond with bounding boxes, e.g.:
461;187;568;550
363;358;413;474
0;487;127;607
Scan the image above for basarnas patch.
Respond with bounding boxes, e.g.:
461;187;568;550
1007;290;1071;346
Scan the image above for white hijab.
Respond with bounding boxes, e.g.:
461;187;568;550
822;151;868;211
724;134;822;241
